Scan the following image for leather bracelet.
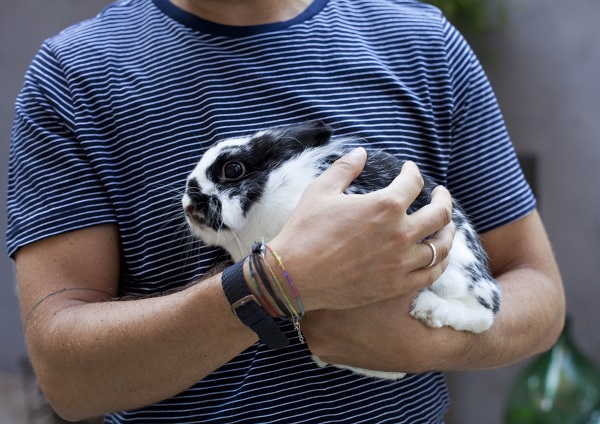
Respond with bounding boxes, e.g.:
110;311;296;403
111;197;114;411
222;258;289;350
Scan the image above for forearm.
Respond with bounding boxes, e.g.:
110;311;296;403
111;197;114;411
25;276;258;421
457;264;565;369
303;267;564;374
461;210;565;369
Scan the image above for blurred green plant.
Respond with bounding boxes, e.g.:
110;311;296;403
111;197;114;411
421;0;508;37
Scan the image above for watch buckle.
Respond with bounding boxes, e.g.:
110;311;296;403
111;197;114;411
231;294;259;317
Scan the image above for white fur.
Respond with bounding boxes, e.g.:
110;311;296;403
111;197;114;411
183;149;324;261
410;230;495;333
311;355;407;380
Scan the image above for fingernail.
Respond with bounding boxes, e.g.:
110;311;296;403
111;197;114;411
402;160;418;170
347;147;366;158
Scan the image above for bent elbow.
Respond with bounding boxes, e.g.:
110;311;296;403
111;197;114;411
27;343;107;422
535;303;567;355
33;367;102;422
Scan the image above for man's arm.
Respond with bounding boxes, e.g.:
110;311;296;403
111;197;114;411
473;209;565;366
16;150;454;421
17;223;260;421
302;209;565;373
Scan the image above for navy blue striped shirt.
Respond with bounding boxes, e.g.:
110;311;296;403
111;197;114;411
7;0;535;422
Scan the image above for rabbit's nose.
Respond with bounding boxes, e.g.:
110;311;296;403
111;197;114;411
186;178;209;209
189;191;218;212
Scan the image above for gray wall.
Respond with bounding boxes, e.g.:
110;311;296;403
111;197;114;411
447;0;600;422
1;1;598;423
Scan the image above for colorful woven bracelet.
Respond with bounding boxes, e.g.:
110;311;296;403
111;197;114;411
265;244;305;317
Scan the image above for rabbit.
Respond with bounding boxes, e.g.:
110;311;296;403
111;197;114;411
181;120;500;380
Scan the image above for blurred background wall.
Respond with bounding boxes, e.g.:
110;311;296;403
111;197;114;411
446;0;600;422
1;0;598;423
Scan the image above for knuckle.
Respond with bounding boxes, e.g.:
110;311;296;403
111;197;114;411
437;206;453;227
436;240;451;262
423;270;438;288
413;172;425;189
426;266;443;287
390;227;411;247
380;196;403;213
439;257;451;274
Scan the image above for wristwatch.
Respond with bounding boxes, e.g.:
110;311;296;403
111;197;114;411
221;259;289;349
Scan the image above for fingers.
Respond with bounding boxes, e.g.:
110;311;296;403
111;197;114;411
375;161;424;211
354;160;454;275
408;185;453;241
421;220;454;268
310;147;367;194
408;220;455;288
371;161;453;244
277;155;457;310
422;240;438;269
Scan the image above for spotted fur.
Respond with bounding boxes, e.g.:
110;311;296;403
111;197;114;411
182;120;501;380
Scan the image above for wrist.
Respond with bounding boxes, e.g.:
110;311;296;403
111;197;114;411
222;258;289;349
245;242;306;318
265;237;323;312
243;242;307;345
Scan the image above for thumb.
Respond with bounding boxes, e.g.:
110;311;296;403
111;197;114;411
315;147;367;193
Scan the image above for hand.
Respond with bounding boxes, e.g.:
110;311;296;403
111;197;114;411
300;289;469;374
269;148;454;312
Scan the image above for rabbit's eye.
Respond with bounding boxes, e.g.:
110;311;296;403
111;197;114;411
221;161;245;181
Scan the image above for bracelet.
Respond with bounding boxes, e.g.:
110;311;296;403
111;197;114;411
221;259;289;349
260;247;299;318
265;244;305;317
255;241;306;344
247;255;281;318
251;243;292;318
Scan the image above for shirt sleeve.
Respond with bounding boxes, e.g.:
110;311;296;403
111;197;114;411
6;43;117;258
441;17;536;234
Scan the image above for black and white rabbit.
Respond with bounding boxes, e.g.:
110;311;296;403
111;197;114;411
182;120;500;380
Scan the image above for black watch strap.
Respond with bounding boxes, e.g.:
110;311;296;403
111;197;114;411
222;259;289;350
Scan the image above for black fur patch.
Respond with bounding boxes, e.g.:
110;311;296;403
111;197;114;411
477;290;501;314
313;146;437;214
463;262;498;313
186;178;227;231
204;122;332;217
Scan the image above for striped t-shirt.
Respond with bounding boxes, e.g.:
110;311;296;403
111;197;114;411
7;0;535;422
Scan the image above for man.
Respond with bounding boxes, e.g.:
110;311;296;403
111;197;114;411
7;0;564;422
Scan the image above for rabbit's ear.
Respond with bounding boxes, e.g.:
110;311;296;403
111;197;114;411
281;120;333;148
